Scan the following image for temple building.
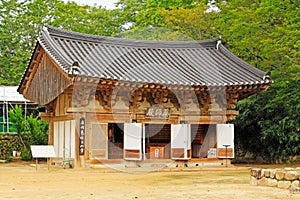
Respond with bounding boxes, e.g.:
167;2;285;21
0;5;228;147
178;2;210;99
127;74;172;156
18;25;272;168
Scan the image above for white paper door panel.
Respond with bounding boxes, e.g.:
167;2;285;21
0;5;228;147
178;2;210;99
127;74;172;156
216;124;234;158
171;124;191;160
124;123;142;160
90;123;107;159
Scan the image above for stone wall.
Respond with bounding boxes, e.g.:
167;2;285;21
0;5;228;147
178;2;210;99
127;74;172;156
0;133;21;160
250;168;300;192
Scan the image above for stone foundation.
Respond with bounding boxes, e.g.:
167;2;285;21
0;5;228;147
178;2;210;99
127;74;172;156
250;168;300;193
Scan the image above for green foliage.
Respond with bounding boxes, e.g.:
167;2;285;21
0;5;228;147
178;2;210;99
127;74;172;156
0;0;28;85
9;105;48;160
0;0;124;86
9;105;27;134
138;0;197;26
215;0;300;76
116;0;201;26
20;148;32;161
234;79;300;163
117;26;192;40
159;4;217;40
115;0;146;25
0;116;17;132
51;1;122;36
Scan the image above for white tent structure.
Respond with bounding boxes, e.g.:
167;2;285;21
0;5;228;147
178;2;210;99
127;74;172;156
0;86;38;133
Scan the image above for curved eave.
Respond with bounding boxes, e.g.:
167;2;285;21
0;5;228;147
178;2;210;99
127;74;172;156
218;43;270;81
74;73;272;88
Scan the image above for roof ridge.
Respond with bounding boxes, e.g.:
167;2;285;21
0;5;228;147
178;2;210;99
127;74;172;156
43;25;218;48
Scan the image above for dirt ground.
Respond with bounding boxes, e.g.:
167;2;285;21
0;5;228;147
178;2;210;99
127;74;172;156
1;160;300;200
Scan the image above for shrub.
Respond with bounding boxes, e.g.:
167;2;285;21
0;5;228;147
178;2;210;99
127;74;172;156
21;148;32;161
9;105;48;161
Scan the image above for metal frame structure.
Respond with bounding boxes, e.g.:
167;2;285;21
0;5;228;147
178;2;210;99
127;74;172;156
0;86;38;133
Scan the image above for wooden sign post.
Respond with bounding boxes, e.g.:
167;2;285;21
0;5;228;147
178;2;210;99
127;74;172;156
30;145;56;171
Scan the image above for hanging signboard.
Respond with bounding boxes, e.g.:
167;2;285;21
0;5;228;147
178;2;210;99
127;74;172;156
146;104;169;118
79;118;85;155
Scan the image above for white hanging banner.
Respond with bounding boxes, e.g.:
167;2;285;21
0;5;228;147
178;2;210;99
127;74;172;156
124;123;142;160
171;124;191;160
216;124;234;158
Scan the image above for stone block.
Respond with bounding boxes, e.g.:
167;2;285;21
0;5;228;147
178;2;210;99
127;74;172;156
261;169;266;178
290;185;300;194
256;169;263;179
267;178;278;187
285;167;294;171
264;169;270;178
258;177;268;186
269;169;276;178
275;171;285;180
250;168;255;176
291;180;300;187
285;171;299;181
250;168;262;178
250;176;258;186
278;180;291;189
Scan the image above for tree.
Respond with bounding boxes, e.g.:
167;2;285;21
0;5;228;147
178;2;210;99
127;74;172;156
115;0;146;26
137;0;197;26
160;4;217;40
116;26;192;40
50;1;122;36
115;0;202;27
0;0;124;86
0;0;28;85
234;79;300;163
9;105;48;160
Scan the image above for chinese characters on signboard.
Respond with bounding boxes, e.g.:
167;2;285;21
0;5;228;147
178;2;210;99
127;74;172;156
79;118;85;155
146;105;169;119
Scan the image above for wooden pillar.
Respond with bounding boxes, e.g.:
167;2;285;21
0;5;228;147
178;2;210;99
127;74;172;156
48;118;54;166
48;119;54;145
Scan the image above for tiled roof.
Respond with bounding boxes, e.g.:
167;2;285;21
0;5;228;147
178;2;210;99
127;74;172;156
37;25;272;86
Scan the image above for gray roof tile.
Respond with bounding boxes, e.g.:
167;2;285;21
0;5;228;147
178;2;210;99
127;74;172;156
37;25;272;86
